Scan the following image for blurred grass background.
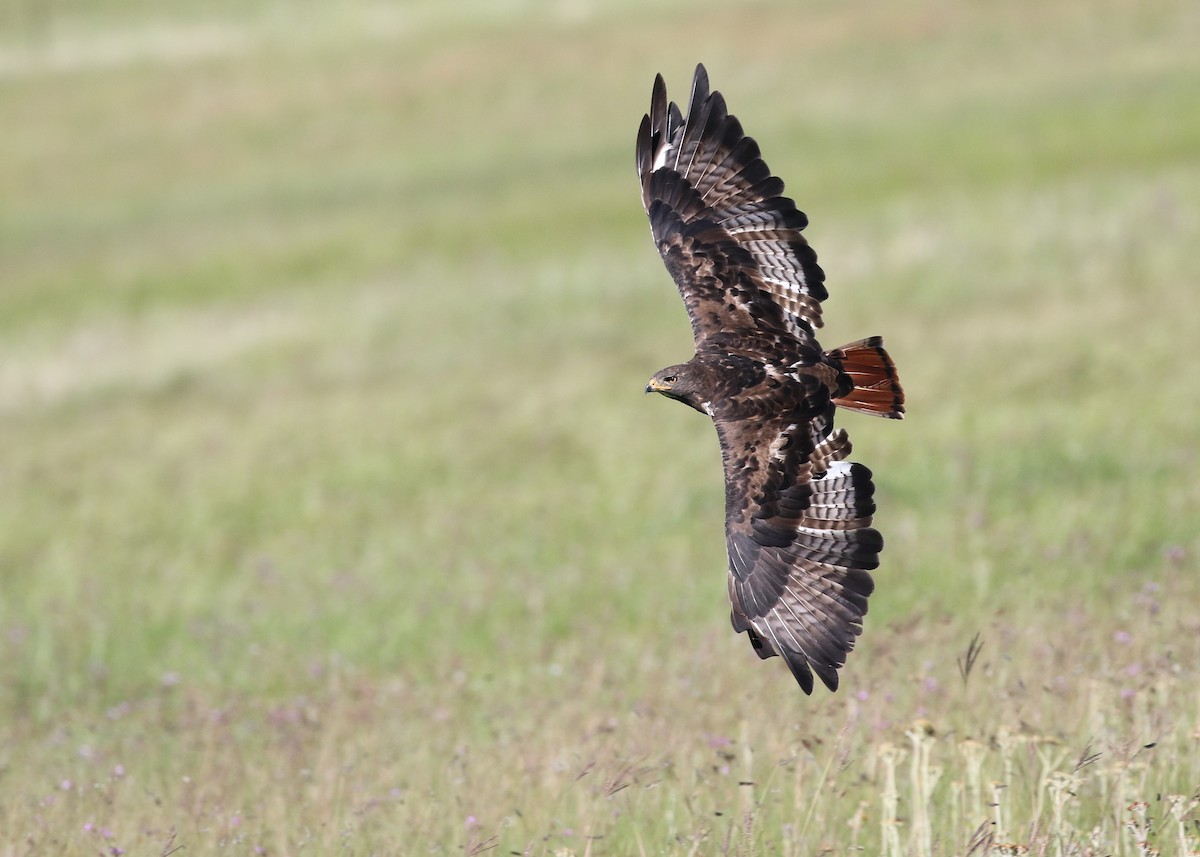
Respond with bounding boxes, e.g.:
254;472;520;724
1;0;1199;853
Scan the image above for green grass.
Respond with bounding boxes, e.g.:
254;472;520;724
2;0;1199;853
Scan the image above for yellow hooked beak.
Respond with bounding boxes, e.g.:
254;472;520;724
645;377;671;394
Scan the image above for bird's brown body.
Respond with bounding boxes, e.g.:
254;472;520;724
639;65;904;693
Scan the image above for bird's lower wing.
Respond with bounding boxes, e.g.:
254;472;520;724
722;424;879;693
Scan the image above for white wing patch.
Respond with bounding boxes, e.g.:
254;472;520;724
768;422;800;463
652;142;672;171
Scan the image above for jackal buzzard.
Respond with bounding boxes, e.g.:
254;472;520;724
639;64;904;693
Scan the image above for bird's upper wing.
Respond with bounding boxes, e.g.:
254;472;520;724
718;410;879;694
637;64;827;348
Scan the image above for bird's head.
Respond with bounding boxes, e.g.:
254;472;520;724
645;363;710;413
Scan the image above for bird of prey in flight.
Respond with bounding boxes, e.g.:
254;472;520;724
639;64;905;693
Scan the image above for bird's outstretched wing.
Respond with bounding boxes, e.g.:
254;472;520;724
718;416;879;694
637;63;827;347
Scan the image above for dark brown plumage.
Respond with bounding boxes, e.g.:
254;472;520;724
639;64;904;693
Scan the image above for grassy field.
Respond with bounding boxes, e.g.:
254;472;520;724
2;0;1199;853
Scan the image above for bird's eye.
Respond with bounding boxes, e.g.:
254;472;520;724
663;375;677;384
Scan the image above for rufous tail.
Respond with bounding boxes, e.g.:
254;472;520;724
827;336;905;419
